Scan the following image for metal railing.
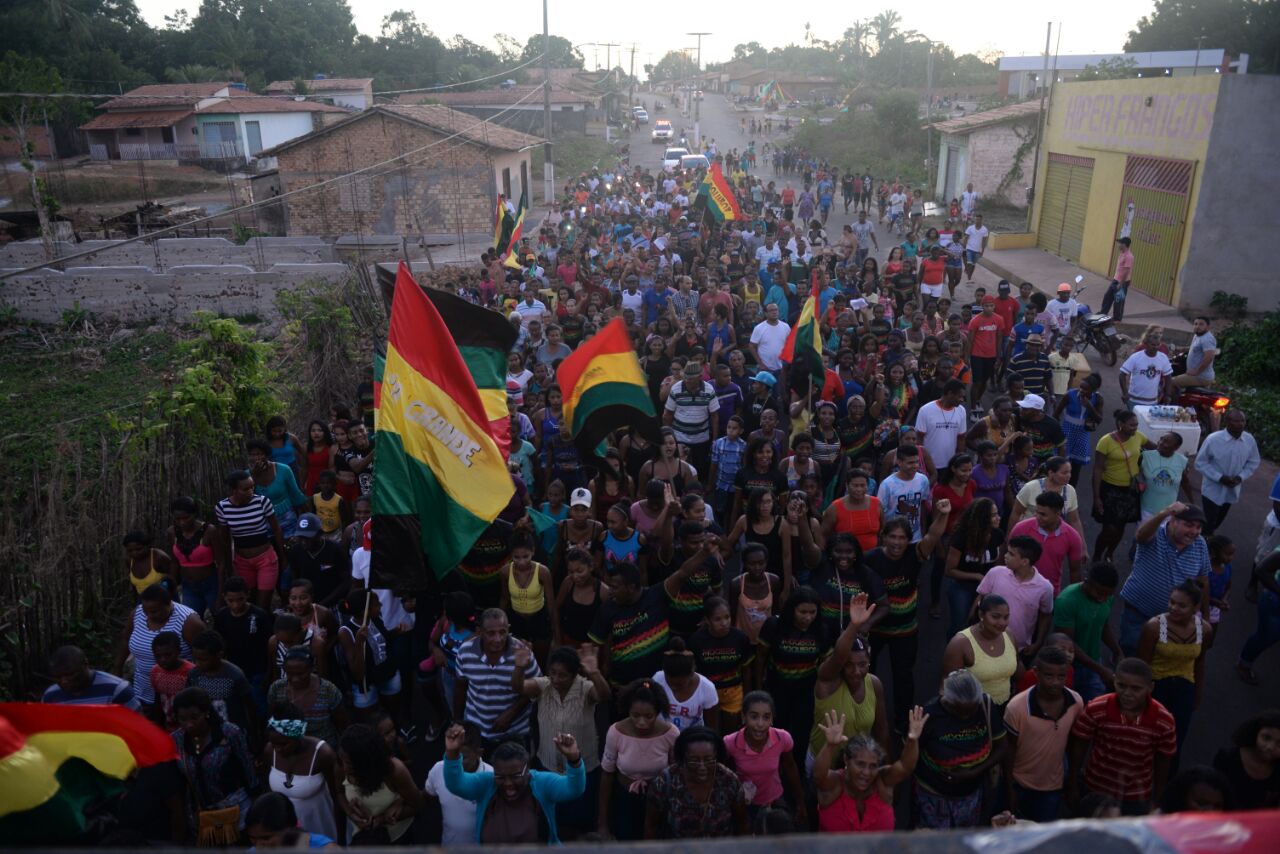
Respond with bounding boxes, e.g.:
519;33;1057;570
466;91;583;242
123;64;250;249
88;141;244;162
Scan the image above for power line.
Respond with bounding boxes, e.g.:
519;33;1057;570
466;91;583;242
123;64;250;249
0;84;549;280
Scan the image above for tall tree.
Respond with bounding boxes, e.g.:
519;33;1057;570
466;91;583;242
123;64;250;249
520;35;584;69
0;52;63;260
1125;0;1279;73
871;9;902;51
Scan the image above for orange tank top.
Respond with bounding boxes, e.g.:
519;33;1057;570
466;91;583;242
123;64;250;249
834;496;881;553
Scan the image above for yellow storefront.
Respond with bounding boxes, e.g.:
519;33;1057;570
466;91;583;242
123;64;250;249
1030;75;1219;305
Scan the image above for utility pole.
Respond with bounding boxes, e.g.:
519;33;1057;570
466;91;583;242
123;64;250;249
601;42;619;75
687;32;711;150
1026;22;1053;231
925;39;933;199
628;43;638;108
542;0;553;207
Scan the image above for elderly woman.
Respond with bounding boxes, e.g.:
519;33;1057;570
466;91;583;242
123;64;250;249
814;706;927;832
913;669;1008;829
443;723;585;843
644;725;749;839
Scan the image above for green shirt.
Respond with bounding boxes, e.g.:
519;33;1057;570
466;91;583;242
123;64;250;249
1053;583;1112;661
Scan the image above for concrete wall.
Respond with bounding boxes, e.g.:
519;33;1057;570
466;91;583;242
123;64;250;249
0;237;336;269
0;262;353;324
1030;75;1220;300
968;121;1036;206
275;112;498;237
1181;75;1280;310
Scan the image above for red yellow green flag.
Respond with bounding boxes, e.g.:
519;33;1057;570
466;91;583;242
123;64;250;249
372;262;513;583
696;161;744;222
780;292;824;388
556;316;660;461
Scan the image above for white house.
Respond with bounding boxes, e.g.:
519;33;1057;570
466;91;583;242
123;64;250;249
81;83;348;164
264;77;374;111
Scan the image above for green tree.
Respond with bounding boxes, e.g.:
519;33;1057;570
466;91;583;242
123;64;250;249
871;9;903;51
164;64;228;83
732;41;768;63
1126;0;1279;74
520;34;584;69
650;50;698;83
0;52;64;260
1077;57;1140;80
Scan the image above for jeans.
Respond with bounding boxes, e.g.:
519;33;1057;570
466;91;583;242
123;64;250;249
180;574;220;616
944;577;979;638
1013;783;1062;822
1100;280;1127;322
1202;496;1234;536
1074;666;1108;703
1152;676;1195;768
1240;589;1280;665
1119;603;1150;657
872;631;919;729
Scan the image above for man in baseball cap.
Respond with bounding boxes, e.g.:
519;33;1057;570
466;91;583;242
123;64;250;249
570;487;592;509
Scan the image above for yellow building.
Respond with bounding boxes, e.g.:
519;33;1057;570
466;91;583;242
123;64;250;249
1029;74;1279;308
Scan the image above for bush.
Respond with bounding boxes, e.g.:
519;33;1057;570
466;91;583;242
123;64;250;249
1216;311;1280;457
786;90;928;185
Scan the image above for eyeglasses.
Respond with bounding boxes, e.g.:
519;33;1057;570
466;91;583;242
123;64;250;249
493;766;529;783
684;756;717;767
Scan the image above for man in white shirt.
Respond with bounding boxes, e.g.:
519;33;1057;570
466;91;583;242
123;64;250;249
1195;409;1261;535
754;235;781;271
961;183;979;221
1042;283;1079;347
1119;329;1173;407
915;379;968;471
963;214;989;281
889;189;907;234
749;303;791;372
514;291;548;327
877;444;933;541
424;723;492;844
1172;316;1219;388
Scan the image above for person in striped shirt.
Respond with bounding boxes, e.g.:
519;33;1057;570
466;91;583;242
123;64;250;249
42;645;139;710
664;361;720;474
453;608;542;752
1067;657;1177;815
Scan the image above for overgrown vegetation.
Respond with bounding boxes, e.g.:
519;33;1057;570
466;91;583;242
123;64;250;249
1217;309;1280;458
532;137;621;183
787;90;929;184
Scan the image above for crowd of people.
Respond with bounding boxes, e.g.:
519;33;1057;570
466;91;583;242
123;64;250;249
38;144;1280;848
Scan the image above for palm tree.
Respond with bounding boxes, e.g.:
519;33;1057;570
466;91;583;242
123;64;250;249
871;10;902;51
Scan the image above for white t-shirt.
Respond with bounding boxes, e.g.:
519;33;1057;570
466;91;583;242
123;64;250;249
1043;298;1078;335
514;300;548;326
425;758;493;844
755;244;781;270
915;401;968;473
877;472;932;541
620;289;644;314
964;224;989;253
889;192;906;214
1120;350;1173;404
351;547;415;632
961;190;978;214
750;319;792;370
652;671;719;731
507;368;534;391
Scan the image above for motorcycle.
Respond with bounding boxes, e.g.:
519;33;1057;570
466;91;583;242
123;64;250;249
1171;351;1230;435
1069;283;1120;366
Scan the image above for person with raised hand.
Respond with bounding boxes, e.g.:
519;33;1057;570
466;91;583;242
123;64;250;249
814;705;928;832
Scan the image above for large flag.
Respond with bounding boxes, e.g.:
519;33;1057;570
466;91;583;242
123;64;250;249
696;161;743;222
780;292;825;389
494;188;525;256
502;203;528;269
372;263;514;584
0;703;177;843
492;194;509;250
556;316;660;463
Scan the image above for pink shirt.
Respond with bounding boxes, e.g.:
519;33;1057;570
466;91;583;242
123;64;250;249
723;727;794;805
1114;248;1134;283
1009;519;1085;593
600;723;678;781
977;566;1055;648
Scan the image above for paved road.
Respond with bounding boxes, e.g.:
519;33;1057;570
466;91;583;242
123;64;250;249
625;90;1280;770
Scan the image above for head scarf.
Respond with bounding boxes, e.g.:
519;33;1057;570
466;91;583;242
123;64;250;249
267;717;307;738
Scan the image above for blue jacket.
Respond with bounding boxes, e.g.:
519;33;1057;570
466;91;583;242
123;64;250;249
443;754;586;844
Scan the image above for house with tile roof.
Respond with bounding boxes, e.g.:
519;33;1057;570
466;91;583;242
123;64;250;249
80;83;349;165
397;82;602;136
930;100;1042;207
251;104;543;238
264;77;374;110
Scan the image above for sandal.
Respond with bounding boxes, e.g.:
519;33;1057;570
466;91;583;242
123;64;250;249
1237;664;1260;686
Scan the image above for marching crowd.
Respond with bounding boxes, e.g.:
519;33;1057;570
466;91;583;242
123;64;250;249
41;148;1280;848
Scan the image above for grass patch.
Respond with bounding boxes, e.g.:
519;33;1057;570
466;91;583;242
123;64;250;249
532;137;621;185
0;327;183;477
28;174;220;206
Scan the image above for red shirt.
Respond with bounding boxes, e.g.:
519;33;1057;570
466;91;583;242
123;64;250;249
1071;694;1177;802
932;479;975;534
967;312;1007;359
993;296;1019;330
920;257;947;285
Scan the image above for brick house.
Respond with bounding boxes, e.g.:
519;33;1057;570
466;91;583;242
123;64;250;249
932;100;1041;207
255;104;542;238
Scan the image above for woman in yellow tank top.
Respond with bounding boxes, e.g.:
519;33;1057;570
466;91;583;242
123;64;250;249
941;595;1022;706
1137;580;1213;758
808;596;888;767
124;531;176;597
499;532;559;666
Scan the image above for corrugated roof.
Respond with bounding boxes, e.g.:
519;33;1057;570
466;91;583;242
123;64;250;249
931;100;1041;134
99;83;231;110
264;78;373;93
197;96;348;115
257;104;544;158
79;109;194;130
398;84;594;107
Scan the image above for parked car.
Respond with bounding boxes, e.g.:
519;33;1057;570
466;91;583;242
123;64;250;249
662;147;689;171
633;108;649;124
651;119;674;142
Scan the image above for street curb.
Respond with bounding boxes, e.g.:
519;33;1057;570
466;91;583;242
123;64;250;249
976;255;1192;347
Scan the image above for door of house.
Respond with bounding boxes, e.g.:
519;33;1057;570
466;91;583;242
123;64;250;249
201;121;238;157
943;145;960;202
1109;155;1194;305
1037;153;1095;262
245;121;263;156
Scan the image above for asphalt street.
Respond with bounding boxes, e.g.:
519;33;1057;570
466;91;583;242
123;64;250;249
630;89;1280;768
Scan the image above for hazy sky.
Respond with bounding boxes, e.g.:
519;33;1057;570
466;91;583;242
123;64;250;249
137;0;1159;72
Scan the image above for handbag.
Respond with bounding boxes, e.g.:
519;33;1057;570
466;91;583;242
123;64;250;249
184;738;241;848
